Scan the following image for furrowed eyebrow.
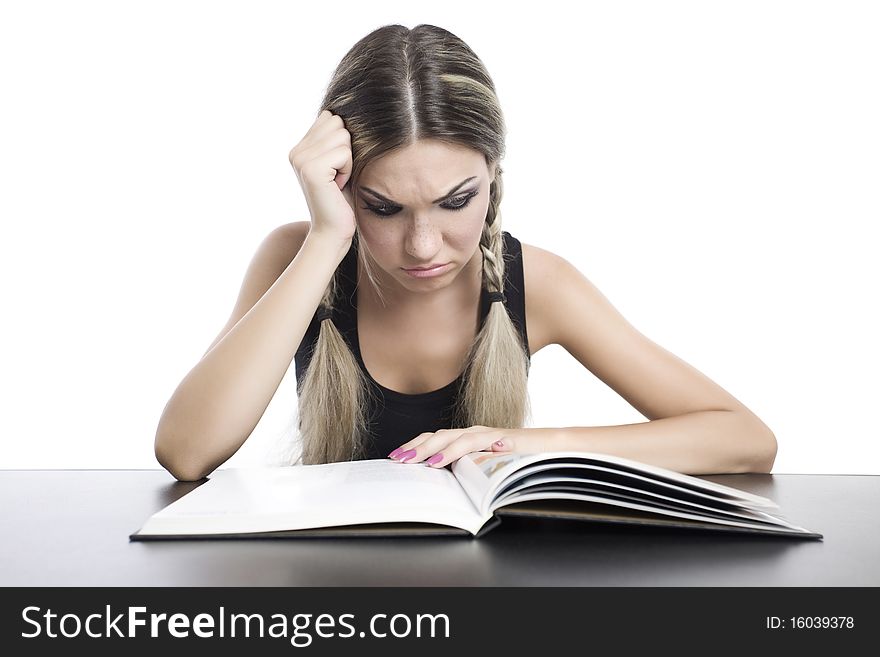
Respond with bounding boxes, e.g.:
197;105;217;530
358;176;478;205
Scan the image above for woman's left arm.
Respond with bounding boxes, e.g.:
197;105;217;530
391;246;777;475
522;245;777;475
511;410;776;475
392;411;775;475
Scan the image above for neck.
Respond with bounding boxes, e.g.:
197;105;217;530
358;247;483;317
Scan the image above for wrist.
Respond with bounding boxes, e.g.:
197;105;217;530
303;229;353;262
511;427;569;453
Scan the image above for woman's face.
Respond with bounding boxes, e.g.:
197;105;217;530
353;139;495;299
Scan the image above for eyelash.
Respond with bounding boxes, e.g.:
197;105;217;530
362;191;478;218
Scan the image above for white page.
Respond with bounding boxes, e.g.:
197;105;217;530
137;460;486;536
450;451;499;513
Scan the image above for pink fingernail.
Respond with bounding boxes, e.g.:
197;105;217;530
425;453;443;466
398;449;417;462
388;448;404;459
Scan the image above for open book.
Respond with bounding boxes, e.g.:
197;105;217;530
130;451;823;540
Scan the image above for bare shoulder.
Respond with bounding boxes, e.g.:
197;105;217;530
520;241;573;354
520;240;615;351
521;240;619;352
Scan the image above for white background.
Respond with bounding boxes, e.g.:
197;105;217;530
1;0;877;474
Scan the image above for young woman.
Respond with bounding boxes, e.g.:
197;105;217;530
154;24;777;482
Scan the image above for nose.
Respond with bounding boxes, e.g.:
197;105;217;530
404;218;443;261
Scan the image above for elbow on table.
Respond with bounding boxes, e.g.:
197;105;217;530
154;434;213;482
746;427;778;474
762;431;778;473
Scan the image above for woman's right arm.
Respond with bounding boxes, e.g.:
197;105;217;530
153;222;351;481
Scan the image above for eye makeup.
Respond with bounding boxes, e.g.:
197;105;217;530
362;189;479;218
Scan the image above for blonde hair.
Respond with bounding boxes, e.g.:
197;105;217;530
286;24;531;465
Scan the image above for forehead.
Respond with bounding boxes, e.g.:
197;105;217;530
360;139;486;185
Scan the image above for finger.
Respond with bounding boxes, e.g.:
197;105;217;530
334;146;353;190
308;111;347;143
490;438;511;451
403;431;459;464
392;429;459;463
425;432;489;468
293;124;350;167
297;110;332;145
387;431;439;460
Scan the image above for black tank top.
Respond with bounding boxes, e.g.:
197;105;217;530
294;230;530;460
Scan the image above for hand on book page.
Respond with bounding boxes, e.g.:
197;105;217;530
387;425;547;469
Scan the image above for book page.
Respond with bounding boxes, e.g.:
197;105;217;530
496;490;817;536
452;450;780;516
451;452;524;515
492;477;796;528
481;451;778;509
138;460;486;536
491;462;780;512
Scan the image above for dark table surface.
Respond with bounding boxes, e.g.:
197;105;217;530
0;469;875;586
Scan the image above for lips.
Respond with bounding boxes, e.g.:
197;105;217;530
403;263;448;271
402;262;451;278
